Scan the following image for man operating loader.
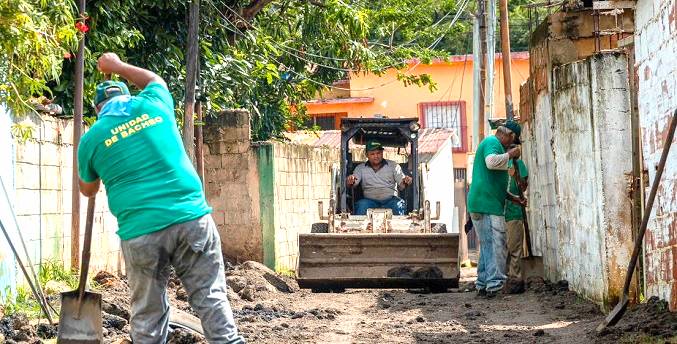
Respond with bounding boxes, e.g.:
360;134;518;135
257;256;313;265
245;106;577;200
347;140;413;215
77;53;244;344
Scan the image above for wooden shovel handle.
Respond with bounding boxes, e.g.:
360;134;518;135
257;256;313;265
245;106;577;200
76;196;96;316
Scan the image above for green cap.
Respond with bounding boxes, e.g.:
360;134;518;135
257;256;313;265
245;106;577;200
504;120;522;144
366;140;384;152
95;80;130;106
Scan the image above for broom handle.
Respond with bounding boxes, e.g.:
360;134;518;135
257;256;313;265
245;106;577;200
623;109;676;293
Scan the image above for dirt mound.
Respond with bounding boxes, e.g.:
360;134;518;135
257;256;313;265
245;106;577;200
596;296;677;341
226;261;298;301
94;270;119;286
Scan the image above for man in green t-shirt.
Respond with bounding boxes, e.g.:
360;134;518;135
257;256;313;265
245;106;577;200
78;53;243;344
505;159;528;287
467;121;523;298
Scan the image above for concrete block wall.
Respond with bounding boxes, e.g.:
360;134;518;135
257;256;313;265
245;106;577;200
635;0;677;310
521;52;636;309
271;143;339;271
6;113;122;280
203;110;264;264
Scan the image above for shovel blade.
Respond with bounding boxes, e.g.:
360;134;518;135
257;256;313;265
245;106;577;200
57;290;103;344
596;294;629;333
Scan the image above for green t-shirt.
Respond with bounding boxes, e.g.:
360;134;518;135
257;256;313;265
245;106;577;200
505;159;528;221
467;135;508;216
78;82;211;240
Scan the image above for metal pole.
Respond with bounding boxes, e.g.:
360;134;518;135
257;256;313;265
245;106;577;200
71;0;86;271
499;0;514;120
486;0;496;124
183;0;200;164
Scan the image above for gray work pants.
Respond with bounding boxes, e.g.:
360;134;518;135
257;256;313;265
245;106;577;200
121;214;244;344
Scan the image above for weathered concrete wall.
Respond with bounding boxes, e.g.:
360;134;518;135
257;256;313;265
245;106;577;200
204;110;264;264
521;52;636;308
2;113;123;281
204;111;340;271
635;0;677;310
271;143;339;271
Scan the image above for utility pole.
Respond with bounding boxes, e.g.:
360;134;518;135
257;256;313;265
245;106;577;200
183;0;200;164
71;0;86;270
486;0;496;125
477;0;487;142
472;14;482;151
499;0;514;120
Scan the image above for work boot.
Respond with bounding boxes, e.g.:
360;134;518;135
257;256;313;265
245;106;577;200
476;289;487;298
486;290;499;299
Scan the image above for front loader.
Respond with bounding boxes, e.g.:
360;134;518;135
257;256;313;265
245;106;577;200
297;118;460;292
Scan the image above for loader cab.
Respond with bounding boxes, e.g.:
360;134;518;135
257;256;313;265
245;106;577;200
338;117;421;215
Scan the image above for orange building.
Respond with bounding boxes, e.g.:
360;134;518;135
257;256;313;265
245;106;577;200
304;52;530;169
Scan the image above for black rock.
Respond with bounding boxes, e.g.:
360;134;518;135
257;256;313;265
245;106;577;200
416;316;425;323
103;312;128;330
534;329;545;336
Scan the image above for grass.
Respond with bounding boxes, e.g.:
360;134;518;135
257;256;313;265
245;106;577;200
621;334;677;344
0;259;90;318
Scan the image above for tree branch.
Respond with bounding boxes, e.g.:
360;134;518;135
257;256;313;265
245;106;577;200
241;0;275;21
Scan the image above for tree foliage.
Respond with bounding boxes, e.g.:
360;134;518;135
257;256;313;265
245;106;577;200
3;0;537;139
0;0;77;115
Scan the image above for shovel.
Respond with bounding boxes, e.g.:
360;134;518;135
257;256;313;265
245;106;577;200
57;196;103;343
597;109;677;332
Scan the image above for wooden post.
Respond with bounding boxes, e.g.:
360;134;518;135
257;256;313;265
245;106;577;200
195;100;205;187
183;0;200;164
71;0;86;270
499;0;514;120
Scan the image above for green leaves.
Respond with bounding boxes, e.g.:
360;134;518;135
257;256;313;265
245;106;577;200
4;0;532;140
0;0;77;115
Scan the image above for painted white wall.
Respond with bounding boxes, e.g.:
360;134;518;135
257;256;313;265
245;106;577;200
422;138;456;232
635;0;677;310
0;104;17;299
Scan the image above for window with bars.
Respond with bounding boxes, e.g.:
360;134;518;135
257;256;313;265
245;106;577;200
419;101;467;152
304;113;344;130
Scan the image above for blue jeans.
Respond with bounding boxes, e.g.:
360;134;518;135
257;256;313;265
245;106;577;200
355;196;406;215
470;213;507;292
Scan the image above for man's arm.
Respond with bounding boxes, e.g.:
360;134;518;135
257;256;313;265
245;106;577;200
486;147;521;170
97;53;166;89
393;163;412;190
79;179;100;197
347;166;362;188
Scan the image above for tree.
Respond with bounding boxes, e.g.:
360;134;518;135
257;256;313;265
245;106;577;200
0;0;77;115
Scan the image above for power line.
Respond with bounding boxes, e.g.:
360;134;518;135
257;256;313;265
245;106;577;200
209;0;471;74
206;0;471;91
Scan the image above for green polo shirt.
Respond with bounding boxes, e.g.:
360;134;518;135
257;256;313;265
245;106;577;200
78;82;211;240
505;159;528;221
467;135;508;216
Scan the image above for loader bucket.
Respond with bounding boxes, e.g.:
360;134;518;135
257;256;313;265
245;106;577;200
297;233;459;291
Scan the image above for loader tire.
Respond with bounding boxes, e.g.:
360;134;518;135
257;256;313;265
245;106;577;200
311;223;329;233
432;223;447;233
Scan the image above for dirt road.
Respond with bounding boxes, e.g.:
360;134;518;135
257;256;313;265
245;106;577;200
1;264;676;344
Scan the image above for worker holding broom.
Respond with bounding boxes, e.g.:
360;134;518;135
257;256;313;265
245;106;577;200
77;53;244;344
